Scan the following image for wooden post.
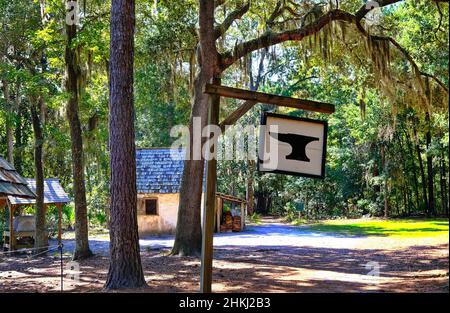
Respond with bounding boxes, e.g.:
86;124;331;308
8;202;15;251
200;77;221;293
216;196;222;233
240;202;245;231
57;203;63;244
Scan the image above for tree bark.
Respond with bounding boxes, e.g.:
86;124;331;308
171;0;219;256
246;160;255;216
425;112;435;216
381;144;389;218
105;0;147;289
397;135;411;216
65;0;92;260
440;149;448;216
30;97;47;251
412;117;429;214
404;126;420;212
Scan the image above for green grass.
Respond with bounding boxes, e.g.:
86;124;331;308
307;218;449;238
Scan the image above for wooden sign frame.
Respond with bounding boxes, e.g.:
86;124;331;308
258;112;328;179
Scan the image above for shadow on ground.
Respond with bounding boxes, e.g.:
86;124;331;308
1;242;448;293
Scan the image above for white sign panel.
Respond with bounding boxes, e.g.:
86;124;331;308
258;112;328;178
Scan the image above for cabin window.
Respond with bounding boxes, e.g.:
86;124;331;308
145;199;158;215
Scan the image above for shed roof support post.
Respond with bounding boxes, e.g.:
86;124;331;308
7;201;15;251
200;77;221;294
240;202;245;231
56;203;63;245
216;196;222;233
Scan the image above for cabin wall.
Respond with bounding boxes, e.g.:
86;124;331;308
137;193;205;236
137;193;178;235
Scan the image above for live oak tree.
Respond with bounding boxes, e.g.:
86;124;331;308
105;0;147;289
172;0;449;255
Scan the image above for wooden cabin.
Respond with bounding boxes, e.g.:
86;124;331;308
136;148;246;235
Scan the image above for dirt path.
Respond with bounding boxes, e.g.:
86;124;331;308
0;218;448;293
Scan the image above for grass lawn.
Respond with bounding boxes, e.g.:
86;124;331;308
306;218;449;238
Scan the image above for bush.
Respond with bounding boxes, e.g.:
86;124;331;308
248;212;262;224
62;204;75;229
44;204;75;237
283;202;298;223
87;186;109;228
46;205;60;238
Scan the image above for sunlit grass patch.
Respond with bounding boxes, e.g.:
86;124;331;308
307;218;449;238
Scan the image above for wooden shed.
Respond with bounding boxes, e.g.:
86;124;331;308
1;156;35;251
136;148;246;235
215;193;246;233
0;157;35;200
1;177;69;251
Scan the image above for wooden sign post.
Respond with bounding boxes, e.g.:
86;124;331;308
200;78;221;293
200;83;335;293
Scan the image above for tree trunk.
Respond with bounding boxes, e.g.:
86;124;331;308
440;149;448;217
1;80;14;165
425;112;435;216
246;160;255;216
243;51;266;218
413;117;428;214
105;0;146;289
30;97;47;251
171;0;218;256
404;126;420;212
65;0;92;260
381;144;389;218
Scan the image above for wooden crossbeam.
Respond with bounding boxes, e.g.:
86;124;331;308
219;100;256;132
204;84;335;114
216;192;246;204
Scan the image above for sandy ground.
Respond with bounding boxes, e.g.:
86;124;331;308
0;218;448;293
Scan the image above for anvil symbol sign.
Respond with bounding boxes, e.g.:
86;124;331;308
269;132;319;162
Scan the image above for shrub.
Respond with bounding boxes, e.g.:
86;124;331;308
62;204;75;229
87;186;109;228
248;212;262;224
283;202;298;223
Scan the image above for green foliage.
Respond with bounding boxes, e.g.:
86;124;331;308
45;205;60;238
87;185;109;227
248;212;262;225
62;204;75;229
283;202;297;223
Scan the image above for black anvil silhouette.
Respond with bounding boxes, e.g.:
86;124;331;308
269;132;319;162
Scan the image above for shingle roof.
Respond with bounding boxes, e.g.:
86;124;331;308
8;178;70;205
0;156;36;199
136;148;187;194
